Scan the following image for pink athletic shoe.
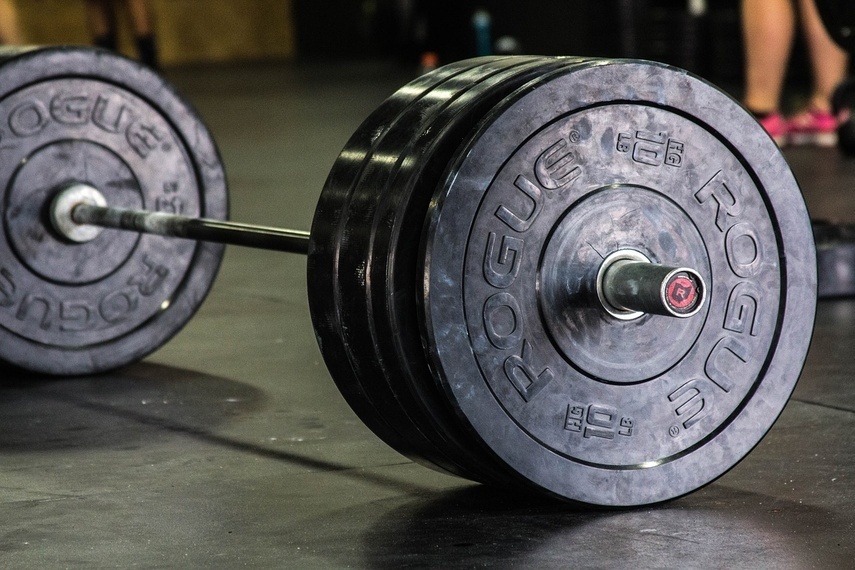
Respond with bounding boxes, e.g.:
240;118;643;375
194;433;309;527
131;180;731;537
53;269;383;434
756;112;789;146
787;108;838;147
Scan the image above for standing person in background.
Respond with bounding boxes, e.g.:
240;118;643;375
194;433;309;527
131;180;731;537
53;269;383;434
742;0;849;146
86;0;159;69
0;0;22;45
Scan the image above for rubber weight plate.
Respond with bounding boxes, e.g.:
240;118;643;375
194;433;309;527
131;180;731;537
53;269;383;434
341;57;585;484
310;58;503;475
422;59;817;506
0;47;226;375
814;220;855;298
311;57;552;481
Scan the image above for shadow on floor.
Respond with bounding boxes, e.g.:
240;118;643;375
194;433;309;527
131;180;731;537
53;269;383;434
0;362;437;496
0;362;270;453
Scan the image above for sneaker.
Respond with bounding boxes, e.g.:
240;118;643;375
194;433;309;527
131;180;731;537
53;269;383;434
756;112;789;146
787;108;838;147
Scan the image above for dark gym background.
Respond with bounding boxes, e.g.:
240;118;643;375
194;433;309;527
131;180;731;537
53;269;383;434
19;0;812;88
295;0;813;88
2;0;853;567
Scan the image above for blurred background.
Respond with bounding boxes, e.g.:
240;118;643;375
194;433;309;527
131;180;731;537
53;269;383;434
14;0;295;65
7;0;817;91
2;3;854;567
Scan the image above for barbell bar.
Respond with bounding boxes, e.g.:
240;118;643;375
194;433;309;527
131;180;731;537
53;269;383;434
50;184;706;319
51;183;311;254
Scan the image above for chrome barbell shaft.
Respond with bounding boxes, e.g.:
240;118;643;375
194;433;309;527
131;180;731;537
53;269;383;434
52;184;310;254
72;203;311;254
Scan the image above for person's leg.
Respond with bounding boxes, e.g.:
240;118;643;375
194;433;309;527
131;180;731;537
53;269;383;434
788;0;849;145
86;0;117;50
799;0;848;112
124;0;158;69
742;0;796;115
125;0;153;36
0;0;22;44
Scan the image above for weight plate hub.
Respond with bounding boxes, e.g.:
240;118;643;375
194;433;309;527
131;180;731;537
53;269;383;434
422;59;816;505
0;47;226;375
538;183;711;382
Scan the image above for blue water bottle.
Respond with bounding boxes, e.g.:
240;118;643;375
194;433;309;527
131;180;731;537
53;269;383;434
473;9;492;57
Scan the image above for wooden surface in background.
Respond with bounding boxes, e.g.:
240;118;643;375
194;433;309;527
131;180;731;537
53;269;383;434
13;0;295;65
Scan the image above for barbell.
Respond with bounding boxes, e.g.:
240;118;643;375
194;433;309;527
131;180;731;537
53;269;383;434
0;46;817;507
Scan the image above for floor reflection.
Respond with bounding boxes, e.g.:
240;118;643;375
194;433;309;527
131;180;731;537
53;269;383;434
354;484;833;568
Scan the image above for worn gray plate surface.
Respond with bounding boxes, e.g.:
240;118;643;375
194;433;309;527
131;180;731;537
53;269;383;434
0;46;226;375
421;58;817;506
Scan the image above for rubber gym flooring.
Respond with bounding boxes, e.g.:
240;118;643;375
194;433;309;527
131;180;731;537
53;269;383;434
0;61;852;567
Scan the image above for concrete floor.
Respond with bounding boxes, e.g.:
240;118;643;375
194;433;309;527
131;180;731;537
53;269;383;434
1;60;854;567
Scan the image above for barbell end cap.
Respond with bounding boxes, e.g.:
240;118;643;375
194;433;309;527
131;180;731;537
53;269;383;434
597;249;706;320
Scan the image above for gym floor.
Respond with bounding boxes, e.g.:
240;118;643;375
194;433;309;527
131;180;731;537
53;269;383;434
1;61;854;567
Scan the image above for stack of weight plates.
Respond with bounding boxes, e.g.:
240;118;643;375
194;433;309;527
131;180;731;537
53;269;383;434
308;56;817;506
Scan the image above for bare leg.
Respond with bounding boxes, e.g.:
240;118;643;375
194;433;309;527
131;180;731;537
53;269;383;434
798;0;848;112
0;0;22;44
124;0;158;68
124;0;153;36
85;0;115;41
742;0;796;114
